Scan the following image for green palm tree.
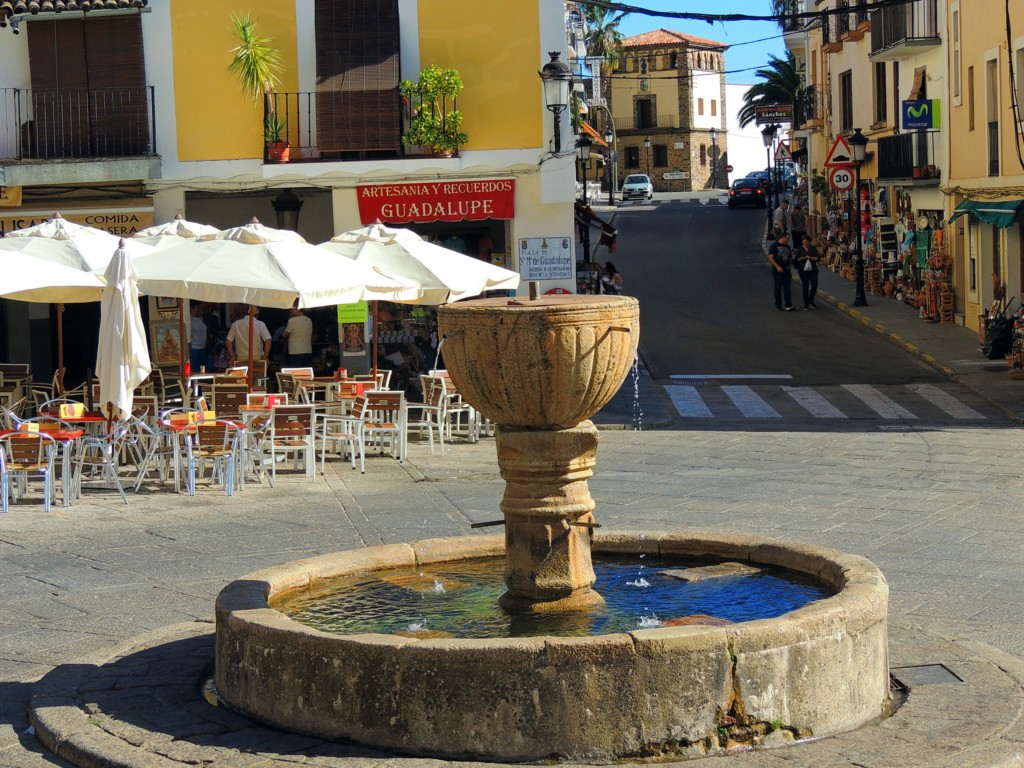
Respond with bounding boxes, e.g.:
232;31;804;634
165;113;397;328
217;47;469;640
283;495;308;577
737;53;800;128
227;13;285;141
582;5;628;103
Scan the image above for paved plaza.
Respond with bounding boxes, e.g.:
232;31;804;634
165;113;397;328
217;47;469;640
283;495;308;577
2;274;1024;766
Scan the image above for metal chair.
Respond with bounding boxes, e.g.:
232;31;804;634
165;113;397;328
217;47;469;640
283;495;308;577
268;404;316;483
69;421;132;505
317;400;365;474
361;391;407;462
406;375;447;454
0;431;57;513
184;419;241;496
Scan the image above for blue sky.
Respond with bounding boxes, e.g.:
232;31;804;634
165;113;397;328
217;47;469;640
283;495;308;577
613;0;787;85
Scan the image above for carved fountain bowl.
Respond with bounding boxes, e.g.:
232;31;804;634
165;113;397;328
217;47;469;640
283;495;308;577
437;295;640;428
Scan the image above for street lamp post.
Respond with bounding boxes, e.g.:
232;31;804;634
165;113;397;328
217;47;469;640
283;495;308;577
849;128;869;307
605;127;616;205
644;136;652;178
761;123;777;237
710;129;719;188
577;135;592;265
771;124;781;211
539;52;571;154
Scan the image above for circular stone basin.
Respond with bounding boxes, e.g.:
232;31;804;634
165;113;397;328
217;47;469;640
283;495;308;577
215;531;890;763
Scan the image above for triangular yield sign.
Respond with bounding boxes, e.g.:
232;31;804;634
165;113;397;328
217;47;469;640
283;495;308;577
824;135;855;167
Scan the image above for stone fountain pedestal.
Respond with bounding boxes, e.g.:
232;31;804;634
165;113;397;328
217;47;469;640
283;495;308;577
437;295;639;612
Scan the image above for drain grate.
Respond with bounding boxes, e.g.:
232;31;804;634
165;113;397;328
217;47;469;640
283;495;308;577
890;664;964;688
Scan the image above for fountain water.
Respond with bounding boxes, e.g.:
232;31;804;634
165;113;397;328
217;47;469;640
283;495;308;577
215;294;890;762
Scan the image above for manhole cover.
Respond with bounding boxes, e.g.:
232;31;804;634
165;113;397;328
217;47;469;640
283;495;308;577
890;664;964;687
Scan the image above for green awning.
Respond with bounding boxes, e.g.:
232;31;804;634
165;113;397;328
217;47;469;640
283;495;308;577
949;199;1024;228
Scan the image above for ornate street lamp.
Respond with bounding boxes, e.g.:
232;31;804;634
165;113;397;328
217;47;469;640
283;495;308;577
761;123;778;237
577;135;592;265
539;52;571;153
644;136;652;178
272;189;303;232
849;127;870;307
709;127;718;189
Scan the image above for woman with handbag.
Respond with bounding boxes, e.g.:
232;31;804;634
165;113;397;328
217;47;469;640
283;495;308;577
794;236;820;310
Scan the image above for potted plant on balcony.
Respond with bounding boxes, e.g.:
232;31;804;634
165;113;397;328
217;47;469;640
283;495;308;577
399;65;468;157
228;12;289;163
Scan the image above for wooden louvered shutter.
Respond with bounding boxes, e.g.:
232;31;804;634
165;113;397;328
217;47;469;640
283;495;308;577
26;16;147;159
315;0;401;155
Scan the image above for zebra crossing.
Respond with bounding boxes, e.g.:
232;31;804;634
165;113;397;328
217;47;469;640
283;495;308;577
665;381;990;423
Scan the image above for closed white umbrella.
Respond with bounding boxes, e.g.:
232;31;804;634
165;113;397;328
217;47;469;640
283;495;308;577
96;241;151;423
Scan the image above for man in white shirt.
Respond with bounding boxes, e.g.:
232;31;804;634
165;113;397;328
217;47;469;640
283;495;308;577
226;307;272;366
282;305;314;368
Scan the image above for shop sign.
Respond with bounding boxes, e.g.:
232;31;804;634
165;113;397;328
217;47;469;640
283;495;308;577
519;237;572;281
0;206;154;237
902;100;939;130
755;105;792;125
336;301;368;324
357;179;515;224
0;186;22;207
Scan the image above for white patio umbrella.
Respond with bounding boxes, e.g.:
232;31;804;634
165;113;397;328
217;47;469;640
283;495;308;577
132;222;420;384
132;213;221;240
323;223;520;304
96;241;151;423
322;222;520;374
0;239;105;303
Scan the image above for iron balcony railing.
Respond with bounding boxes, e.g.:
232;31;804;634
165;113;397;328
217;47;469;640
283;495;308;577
988;122;999;176
870;0;939;56
876;131;940;181
613;114;679;132
0;87;155;161
795;85;823;127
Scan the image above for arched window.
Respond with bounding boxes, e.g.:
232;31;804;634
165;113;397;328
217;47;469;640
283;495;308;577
670;51;678;69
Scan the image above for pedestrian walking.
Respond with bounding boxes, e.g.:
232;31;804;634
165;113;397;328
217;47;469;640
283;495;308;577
772;199;792;237
789;202;807;246
768;231;794;311
794;235;820;309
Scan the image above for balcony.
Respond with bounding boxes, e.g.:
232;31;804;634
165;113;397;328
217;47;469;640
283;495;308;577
870;0;940;60
875;131;940;182
795;85;824;129
821;12;843;53
0;87;156;161
613;114;679;132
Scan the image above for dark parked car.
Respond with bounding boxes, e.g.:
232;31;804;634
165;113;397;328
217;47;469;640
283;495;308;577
746;170;774;195
728;178;767;208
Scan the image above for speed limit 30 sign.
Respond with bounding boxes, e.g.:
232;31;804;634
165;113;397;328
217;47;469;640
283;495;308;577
829;166;855;192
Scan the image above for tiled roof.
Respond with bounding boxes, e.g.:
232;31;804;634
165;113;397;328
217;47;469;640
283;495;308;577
623;28;728;50
1;0;147;26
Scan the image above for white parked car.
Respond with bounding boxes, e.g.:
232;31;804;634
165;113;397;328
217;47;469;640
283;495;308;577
621;173;654;201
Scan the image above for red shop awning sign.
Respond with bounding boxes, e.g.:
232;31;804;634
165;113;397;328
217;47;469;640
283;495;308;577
357;179;515;224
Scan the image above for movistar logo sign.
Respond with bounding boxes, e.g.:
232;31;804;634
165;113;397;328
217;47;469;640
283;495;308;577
902;100;939;130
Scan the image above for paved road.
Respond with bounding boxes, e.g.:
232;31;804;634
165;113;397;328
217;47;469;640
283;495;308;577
3;192;1024;765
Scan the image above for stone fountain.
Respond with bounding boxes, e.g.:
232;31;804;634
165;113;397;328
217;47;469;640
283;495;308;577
215;294;890;762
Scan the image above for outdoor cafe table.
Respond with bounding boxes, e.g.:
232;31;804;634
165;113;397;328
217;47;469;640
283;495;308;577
159;414;246;495
0;427;84;507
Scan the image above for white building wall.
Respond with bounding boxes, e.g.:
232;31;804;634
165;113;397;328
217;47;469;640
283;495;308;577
691;69;722;131
0;30;30;161
725;84;769;183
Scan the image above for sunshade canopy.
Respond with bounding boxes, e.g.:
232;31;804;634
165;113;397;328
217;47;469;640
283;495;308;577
323;223;520;305
132;237;420;309
949;200;1024;229
0;239;106;303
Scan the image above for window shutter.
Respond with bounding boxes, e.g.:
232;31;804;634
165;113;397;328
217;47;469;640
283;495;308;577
315;0;401;155
25;16;147;158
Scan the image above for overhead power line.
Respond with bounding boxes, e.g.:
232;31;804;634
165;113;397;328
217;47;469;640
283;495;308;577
578;0;921;25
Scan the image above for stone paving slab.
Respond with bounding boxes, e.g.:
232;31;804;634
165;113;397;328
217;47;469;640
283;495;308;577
27;621;1024;768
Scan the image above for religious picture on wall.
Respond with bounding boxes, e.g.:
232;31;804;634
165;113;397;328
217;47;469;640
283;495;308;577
150;322;183;368
341;322;366;356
